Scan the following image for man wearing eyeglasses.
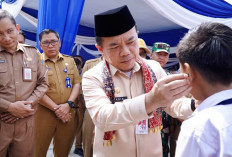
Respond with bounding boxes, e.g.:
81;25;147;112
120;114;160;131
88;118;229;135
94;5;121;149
34;29;81;157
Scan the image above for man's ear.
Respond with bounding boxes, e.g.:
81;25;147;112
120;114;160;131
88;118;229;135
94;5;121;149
184;63;195;85
16;24;20;32
39;41;42;48
95;44;104;55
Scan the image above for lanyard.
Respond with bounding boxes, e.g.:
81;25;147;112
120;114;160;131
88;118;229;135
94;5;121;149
216;98;232;106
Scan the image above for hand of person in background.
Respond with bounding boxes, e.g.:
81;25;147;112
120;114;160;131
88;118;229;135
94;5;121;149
0;112;19;123
54;103;71;122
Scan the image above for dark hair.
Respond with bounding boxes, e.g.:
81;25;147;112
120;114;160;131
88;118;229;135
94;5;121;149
74;58;82;67
39;29;60;41
177;22;232;85
74;55;83;62
95;25;138;47
95;36;103;47
19;30;26;38
0;10;16;26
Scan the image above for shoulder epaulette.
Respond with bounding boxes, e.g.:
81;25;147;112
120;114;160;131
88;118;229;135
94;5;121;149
86;57;102;64
22;44;37;49
62;54;72;58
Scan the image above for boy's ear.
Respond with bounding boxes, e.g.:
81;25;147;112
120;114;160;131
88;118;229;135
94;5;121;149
184;63;195;85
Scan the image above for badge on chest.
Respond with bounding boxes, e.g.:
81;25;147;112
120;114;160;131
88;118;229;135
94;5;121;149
64;63;71;88
23;67;32;81
136;119;148;134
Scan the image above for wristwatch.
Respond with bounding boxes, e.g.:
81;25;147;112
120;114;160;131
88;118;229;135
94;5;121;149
191;99;196;111
67;101;75;108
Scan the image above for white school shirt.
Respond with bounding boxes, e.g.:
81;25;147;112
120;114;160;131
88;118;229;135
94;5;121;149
176;89;232;157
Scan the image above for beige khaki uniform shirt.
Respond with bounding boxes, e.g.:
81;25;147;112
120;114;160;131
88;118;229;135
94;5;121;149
82;59;192;157
81;57;103;76
41;53;81;104
0;43;48;112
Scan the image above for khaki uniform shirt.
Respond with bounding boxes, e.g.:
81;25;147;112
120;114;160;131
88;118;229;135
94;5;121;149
41;53;81;104
81;57;103;76
82;59;192;157
0;43;48;112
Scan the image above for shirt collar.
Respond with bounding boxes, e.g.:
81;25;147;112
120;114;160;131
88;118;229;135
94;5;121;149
42;52;63;61
109;61;141;77
192;89;232;116
0;43;25;53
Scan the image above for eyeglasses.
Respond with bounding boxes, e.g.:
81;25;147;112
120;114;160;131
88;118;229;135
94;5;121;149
41;40;59;47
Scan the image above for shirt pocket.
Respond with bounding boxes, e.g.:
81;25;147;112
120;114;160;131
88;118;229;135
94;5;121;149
47;70;56;92
27;62;37;82
0;62;10;88
67;69;74;84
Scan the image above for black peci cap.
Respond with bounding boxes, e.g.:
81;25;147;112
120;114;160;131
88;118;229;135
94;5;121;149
94;5;136;37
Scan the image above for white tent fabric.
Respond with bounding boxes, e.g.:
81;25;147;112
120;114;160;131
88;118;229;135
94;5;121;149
19;10;37;27
2;0;26;17
145;0;232;29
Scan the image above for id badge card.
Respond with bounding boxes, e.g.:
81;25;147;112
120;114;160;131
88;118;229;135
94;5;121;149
65;77;71;88
136;119;148;134
23;67;32;81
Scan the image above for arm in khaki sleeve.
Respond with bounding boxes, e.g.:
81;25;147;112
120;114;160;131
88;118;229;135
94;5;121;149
40;94;71;123
39;94;58;111
81;62;89;77
73;59;82;85
55;60;81;118
164;97;193;119
144;60;193;116
25;53;49;107
0;99;12;112
82;71;150;132
68;58;81;102
155;62;193;119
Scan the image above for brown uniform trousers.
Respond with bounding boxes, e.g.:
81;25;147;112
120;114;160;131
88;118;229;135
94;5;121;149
34;53;81;157
76;57;102;157
0;44;48;157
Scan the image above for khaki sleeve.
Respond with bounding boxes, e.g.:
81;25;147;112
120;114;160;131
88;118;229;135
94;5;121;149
164;95;193;119
25;50;49;107
72;58;81;84
81;62;89;77
0;98;11;112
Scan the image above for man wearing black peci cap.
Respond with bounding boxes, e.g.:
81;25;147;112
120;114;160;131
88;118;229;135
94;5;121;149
82;5;194;157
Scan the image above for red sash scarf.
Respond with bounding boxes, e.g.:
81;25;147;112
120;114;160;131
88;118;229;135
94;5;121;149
102;57;162;146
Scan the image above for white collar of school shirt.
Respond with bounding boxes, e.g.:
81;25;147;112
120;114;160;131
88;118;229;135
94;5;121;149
191;89;232;118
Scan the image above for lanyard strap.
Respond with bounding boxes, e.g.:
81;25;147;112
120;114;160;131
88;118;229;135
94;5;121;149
216;98;232;106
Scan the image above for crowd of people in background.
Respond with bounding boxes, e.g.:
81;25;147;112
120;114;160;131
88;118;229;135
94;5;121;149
0;4;232;157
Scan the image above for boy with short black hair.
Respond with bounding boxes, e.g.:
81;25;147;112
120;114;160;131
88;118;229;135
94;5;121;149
176;22;232;156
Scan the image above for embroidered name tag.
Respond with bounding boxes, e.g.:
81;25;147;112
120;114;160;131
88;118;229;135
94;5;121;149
0;60;6;63
115;96;127;102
